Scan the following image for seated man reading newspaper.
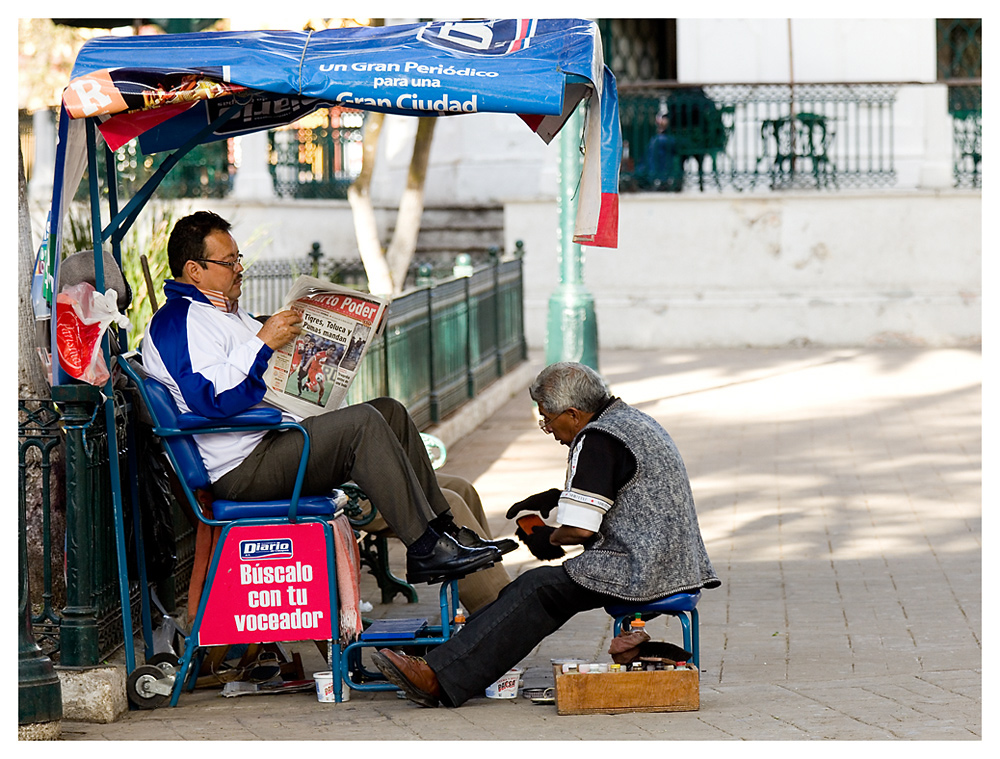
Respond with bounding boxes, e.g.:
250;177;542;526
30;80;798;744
142;211;515;589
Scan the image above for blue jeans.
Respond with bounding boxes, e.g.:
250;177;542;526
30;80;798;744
424;565;614;706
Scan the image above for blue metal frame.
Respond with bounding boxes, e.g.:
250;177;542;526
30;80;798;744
341;579;459;694
77;102;250;679
116;358;347;704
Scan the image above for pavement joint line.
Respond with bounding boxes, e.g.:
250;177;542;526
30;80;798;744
49;348;980;741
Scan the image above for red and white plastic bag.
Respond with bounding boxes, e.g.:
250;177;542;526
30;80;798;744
55;282;132;386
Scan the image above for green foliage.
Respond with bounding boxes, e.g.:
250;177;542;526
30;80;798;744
120;206;175;348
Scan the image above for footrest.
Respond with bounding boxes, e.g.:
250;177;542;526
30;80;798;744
359;618;428;641
407;560;497;586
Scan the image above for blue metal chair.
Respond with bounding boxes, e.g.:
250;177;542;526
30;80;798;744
605;591;702;668
119;357;466;705
118;358;348;706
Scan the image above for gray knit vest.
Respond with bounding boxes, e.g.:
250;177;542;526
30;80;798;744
563;399;721;601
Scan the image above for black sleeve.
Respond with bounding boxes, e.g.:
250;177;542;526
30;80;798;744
567;430;637;501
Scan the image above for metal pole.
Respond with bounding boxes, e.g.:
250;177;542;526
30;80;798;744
52;384;104;667
546;101;599;370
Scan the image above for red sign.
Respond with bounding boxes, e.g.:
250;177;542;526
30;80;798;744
197;522;333;646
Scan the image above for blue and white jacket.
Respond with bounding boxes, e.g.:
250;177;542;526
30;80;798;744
142;280;297;483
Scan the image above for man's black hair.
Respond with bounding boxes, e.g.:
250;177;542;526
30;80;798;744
167;211;233;277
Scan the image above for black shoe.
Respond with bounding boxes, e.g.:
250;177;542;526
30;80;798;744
406;534;497;585
452;526;518;556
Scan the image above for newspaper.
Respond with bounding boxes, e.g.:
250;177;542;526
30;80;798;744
262;276;389;418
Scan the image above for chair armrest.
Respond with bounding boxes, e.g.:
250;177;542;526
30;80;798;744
176;408;283;430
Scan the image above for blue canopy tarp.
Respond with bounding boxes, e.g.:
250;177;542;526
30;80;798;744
46;18;620;295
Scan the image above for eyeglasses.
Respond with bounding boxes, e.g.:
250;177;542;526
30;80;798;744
195;255;243;269
538;409;569;432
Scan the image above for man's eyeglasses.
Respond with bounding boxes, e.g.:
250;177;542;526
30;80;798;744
538;409;569;432
195;255;243;269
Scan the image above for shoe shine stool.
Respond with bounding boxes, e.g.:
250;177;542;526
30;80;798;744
604;591;701;668
340;576;463;694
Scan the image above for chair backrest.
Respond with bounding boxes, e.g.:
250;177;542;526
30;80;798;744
141;376;213;491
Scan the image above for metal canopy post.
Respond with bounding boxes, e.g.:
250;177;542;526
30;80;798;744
71;103;243;675
103;139;155;664
546;100;599;370
84;117;138;674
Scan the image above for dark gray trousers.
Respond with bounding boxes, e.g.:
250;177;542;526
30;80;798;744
424;565;614;707
213;397;449;544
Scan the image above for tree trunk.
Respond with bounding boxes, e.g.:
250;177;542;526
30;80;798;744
347;111;394;297
385;117;437;294
18;143;48;398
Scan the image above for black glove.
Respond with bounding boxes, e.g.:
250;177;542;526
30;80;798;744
515;524;566;561
505;488;561;520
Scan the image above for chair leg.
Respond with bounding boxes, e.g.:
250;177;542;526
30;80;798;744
359;533;419;604
690;608;700;669
674;612;692;661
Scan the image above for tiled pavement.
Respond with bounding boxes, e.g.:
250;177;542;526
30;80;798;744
56;348;982;742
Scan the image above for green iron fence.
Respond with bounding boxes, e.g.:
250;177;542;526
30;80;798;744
619;82;904;192
19;389;197;664
19;399;63;658
19;254;525;664
344;256;527;426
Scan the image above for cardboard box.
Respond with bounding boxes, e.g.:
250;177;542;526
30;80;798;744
552;664;699;715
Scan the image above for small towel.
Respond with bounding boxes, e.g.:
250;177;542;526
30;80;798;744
608;627;651;664
332;514;363;642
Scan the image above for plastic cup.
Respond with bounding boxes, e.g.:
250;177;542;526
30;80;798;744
485;667;523;699
314;671;348;702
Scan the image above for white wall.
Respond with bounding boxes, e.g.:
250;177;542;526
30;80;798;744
370;111;557;208
676;18;937;83
366;18;949;207
506;190;981;349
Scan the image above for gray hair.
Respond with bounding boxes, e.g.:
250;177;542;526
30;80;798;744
529;362;611;415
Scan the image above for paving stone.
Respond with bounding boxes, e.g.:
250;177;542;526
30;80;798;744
57;348;980;742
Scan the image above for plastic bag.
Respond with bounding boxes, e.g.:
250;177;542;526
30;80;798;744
55;282;131;385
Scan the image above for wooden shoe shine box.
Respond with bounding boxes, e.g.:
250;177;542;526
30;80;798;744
552;664;699;715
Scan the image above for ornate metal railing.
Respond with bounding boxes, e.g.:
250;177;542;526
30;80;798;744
19;390;197;663
948;82;982;188
19;399;63;657
619;82;905;192
268;107;365;199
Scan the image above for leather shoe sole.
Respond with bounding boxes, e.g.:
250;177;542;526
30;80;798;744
453;526;518;556
371;649;440;707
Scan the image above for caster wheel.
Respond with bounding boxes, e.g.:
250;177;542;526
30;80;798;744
127;664;171;709
147;652;181;676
